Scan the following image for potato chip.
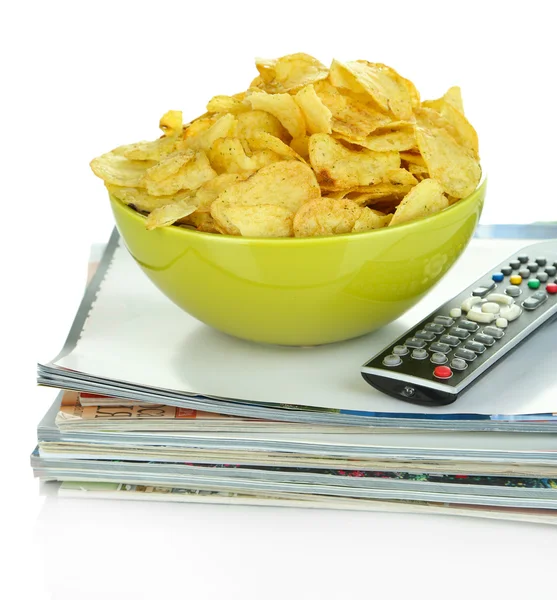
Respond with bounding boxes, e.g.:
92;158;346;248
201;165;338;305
235;110;289;142
245;131;304;162
294;84;332;134
183;113;237;151
116;136;178;161
183;116;216;141
106;184;194;213
248;75;265;89
352;208;392;232
145;196;199;230
309;133;400;190
345;183;414;205
407;162;429;181
312;80;347;113
341;128;416;152
90;152;156;187
211;160;320;236
314;81;393;139
143;151;217;196
255;53;329;93
325;189;352;200
212;203;294;237
220;160;320;214
194;173;246;212
414;108;481;198
293;197;363;237
247;91;305;139
329;60;414;120
250;149;284;169
389;178;448;227
443;86;464;113
142;150;195;182
159;110;182;137
422;93;479;158
206;95;249;114
208;137;258;174
179;211;220;233
112;142;155;161
383;168;418;186
400;151;426;166
290;135;310;160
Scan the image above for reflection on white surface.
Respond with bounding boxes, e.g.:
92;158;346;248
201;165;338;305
31;485;557;600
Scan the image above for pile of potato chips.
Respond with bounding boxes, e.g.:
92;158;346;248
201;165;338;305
90;53;481;237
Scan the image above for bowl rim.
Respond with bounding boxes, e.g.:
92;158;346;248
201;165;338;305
110;175;486;245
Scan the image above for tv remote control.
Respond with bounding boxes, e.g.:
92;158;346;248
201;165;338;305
361;240;557;406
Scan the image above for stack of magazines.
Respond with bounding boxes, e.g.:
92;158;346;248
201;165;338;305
33;229;557;524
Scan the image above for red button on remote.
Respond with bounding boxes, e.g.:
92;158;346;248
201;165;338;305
433;366;453;379
547;283;557;294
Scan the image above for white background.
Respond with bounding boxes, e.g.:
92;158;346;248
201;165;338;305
3;1;557;598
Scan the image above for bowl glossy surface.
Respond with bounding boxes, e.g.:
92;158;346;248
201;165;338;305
110;181;486;345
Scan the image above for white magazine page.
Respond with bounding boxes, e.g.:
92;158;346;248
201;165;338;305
54;237;557;416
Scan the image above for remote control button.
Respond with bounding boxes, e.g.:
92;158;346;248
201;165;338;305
545;266;556;276
499;304;522;321
458;319;480;331
415;330;436;341
466;310;496;323
461;296;483;312
383;354;402;367
411;348;429;360
509;275;522;285
474;333;495;346
430;342;451;354
505;285;522;297
424;323;445;334
393;345;409;355
547;283;557;294
509;260;520;270
440;334;460;347
535;257;547;266
454;348;477;361
501;266;513;276
449;307;462;318
433;366;453;379
483;326;505;339
492;272;504;282
518;255;529;264
496;317;508;328
449;327;470;339
536;272;549;283
433;315;455;327
465;341;486;354
405;337;427;348
528;279;541;289
519;269;530;279
522;291;548;310
450;358;468;371
472;282;496;297
527;263;539;273
481;302;500;314
431;352;448;364
486;293;514;305
532;290;549;300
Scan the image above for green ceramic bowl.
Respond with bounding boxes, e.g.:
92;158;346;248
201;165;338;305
110;179;486;345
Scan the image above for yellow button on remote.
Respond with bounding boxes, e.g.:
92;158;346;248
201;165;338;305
510;275;522;285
